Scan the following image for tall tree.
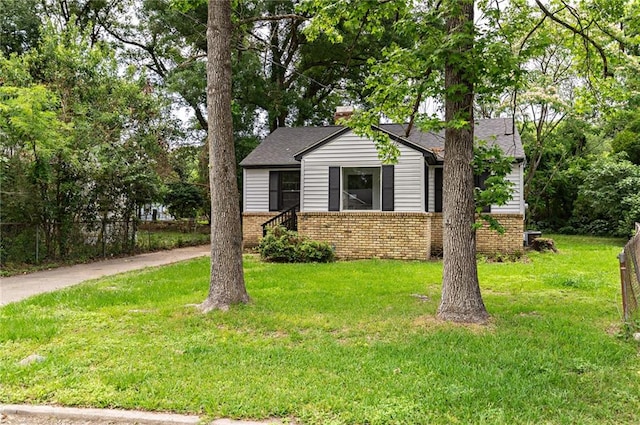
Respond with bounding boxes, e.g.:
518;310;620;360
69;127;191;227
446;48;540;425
437;0;488;323
200;0;249;312
303;0;517;323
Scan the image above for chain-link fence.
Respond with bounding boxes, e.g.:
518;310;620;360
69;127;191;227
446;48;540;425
0;221;209;268
619;223;640;323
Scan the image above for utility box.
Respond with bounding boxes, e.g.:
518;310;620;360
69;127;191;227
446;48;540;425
524;231;542;247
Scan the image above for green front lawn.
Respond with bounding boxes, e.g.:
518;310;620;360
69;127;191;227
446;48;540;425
1;235;638;424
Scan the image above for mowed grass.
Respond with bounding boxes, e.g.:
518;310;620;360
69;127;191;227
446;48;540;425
1;235;639;424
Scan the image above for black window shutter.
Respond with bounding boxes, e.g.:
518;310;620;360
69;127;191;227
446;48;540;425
424;163;429;212
269;171;280;211
382;165;394;211
475;171;491;213
328;167;340;211
435;167;443;213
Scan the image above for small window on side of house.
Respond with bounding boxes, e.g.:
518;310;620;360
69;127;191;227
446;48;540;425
269;170;300;211
280;171;300;210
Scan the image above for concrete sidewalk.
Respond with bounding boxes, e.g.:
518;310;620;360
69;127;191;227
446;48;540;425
0;404;281;424
0;245;210;306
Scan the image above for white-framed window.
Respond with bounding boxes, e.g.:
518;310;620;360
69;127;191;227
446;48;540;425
342;167;381;210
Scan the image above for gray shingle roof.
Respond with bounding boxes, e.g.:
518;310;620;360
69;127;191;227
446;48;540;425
239;126;345;168
380;118;525;161
240;118;524;167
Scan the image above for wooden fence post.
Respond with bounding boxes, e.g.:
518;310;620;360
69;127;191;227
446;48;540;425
619;251;628;321
36;225;40;264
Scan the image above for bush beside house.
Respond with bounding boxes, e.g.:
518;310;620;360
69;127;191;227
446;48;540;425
258;226;335;263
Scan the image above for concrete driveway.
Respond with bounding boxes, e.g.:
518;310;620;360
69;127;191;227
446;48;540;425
0;245;210;306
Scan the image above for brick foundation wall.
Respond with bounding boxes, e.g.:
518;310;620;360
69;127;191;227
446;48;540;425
430;213;524;255
242;212;279;247
431;214;443;256
244;211;523;258
476;214;525;254
297;212;431;260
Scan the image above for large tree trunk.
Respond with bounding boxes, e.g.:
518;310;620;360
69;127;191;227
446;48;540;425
437;0;488;324
201;0;249;312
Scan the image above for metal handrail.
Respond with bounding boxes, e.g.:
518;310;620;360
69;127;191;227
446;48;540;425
262;204;299;236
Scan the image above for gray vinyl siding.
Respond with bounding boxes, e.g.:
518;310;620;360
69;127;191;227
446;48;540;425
426;166;440;212
426;163;524;214
492;162;525;214
243;168;270;212
301;131;424;212
394;149;424;211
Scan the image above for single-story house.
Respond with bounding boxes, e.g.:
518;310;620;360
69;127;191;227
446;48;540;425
240;110;525;260
139;203;173;221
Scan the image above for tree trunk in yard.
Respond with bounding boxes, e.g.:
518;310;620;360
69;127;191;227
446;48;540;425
200;0;249;312
437;0;489;324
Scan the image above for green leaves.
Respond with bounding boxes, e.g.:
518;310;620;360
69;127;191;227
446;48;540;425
0;84;69;156
611;112;640;165
258;226;335;263
169;0;206;13
473;141;515;232
573;153;640;236
0;0;41;56
299;0;411;43
1;19;171;261
163;182;205;220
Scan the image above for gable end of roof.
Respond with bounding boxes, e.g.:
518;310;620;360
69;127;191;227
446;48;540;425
292;127;352;161
293;125;438;163
372;125;438;164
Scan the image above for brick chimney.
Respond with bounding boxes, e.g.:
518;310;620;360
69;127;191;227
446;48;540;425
334;106;354;124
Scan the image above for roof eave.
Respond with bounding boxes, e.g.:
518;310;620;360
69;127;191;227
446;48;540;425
240;163;301;169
